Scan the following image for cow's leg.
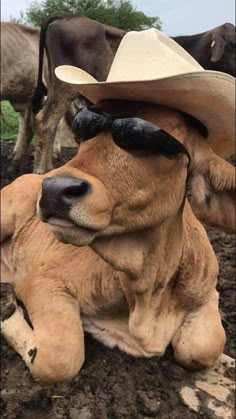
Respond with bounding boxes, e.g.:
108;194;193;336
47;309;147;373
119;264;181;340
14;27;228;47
53;114;77;158
52;124;62;158
33;85;75;174
172;290;225;369
10;106;34;164
129;290;186;356
1;283;36;366
2;274;85;383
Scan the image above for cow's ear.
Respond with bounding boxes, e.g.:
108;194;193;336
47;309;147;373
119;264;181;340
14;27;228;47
189;150;235;233
210;30;225;62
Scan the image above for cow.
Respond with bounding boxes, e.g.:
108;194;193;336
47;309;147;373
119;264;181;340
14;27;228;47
0;22;78;169
1;99;235;383
31;15;126;174
173;23;236;77
0;22;46;165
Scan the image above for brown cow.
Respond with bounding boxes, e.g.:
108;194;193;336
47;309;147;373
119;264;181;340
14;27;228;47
173;23;236;77
31;15;126;174
1;28;234;383
1;99;235;382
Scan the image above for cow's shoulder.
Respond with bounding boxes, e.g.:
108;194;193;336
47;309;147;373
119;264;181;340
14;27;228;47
1;174;43;230
7;173;42;204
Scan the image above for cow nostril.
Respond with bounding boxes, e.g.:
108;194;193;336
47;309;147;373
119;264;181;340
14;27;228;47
63;181;90;201
40;176;91;220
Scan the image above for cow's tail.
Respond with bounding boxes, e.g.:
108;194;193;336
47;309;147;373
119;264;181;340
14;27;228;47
32;14;68;114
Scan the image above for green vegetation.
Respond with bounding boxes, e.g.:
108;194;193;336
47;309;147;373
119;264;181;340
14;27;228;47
0;101;18;141
23;0;161;31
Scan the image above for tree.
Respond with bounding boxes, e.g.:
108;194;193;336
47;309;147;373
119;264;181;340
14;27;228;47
23;0;162;31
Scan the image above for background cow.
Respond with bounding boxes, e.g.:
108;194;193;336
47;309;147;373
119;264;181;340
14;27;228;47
0;22;47;164
31;15;126;173
0;21;77;169
173;23;235;77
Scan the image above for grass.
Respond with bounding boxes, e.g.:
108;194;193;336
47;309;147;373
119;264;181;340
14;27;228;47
0;101;18;141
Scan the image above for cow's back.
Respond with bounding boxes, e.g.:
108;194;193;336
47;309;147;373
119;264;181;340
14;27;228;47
1;23;41;102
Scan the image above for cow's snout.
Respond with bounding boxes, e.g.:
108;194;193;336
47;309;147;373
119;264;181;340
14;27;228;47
39;176;91;221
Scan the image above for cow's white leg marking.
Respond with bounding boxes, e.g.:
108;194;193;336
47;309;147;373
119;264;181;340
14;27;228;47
10;106;34;162
1;305;36;366
33;83;75;174
1;283;36;366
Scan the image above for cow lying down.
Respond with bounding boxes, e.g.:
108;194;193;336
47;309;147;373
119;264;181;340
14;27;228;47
1;100;235;383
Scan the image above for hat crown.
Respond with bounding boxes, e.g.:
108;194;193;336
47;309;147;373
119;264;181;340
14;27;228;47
107;28;203;82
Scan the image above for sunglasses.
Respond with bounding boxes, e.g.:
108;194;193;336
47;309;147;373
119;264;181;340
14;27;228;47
72;106;191;162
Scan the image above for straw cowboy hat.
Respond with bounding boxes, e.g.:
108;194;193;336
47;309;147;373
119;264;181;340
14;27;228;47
55;28;235;156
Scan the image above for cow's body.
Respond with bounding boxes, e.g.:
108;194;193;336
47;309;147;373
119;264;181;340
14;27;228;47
0;22;47;162
173;23;235;76
1;173;222;365
1;23;42;103
31;15;126;173
0;22;77;166
1;101;234;383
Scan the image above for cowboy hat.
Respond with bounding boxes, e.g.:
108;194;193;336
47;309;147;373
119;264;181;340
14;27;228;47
55;28;235;156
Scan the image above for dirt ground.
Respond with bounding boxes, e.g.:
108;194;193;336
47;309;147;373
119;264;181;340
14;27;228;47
1;141;235;419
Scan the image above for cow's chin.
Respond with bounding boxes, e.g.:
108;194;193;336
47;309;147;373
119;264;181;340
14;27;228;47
46;217;98;246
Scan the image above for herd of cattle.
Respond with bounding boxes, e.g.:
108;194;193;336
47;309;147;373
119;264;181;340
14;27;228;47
1;16;235;173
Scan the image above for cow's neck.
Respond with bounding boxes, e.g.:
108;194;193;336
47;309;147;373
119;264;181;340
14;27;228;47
91;212;185;339
92;213;184;278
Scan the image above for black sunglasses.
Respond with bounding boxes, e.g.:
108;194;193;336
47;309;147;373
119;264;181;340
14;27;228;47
72;106;191;162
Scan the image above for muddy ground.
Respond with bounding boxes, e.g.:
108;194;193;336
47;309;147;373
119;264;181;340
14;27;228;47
1;141;235;419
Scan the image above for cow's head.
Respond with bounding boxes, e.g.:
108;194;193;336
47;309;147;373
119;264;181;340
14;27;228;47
210;23;236;77
37;101;235;253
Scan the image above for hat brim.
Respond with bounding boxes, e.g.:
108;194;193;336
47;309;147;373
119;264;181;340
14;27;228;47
55;65;235;157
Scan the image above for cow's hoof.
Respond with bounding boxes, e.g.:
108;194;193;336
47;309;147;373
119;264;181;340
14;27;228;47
0;283;17;321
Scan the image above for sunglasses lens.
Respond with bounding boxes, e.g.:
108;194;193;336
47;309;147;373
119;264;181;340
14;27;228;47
112;118;157;150
152;131;186;155
72;108;107;141
113;118;189;157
